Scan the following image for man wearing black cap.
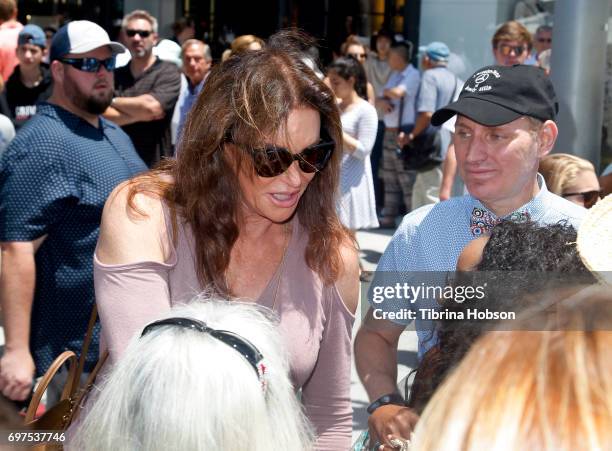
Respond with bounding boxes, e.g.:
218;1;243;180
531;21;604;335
354;64;586;449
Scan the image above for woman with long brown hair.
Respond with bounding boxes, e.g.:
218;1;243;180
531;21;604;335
93;35;359;449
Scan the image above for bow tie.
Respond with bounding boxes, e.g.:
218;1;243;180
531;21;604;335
470;207;530;237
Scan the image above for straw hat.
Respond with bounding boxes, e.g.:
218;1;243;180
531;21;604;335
577;194;612;284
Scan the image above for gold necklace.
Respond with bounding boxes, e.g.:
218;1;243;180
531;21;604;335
270;223;291;312
22;71;43;88
225;223;291;311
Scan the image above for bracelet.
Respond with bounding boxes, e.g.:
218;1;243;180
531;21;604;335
367;393;407;414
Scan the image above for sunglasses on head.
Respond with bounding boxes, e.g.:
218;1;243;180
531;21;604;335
126;29;152;38
141;317;268;390
497;43;527;56
245;134;335;178
60;57;116;72
562;190;603;209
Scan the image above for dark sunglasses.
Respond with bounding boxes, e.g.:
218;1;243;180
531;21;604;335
60;57;116;73
348;52;367;60
562;190;603;209
141;317;268;389
497;43;527;56
126;29;152;38
247;135;335;178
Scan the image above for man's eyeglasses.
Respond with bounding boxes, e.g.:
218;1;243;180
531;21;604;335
141;317;269;392
246;135;335;177
537;38;552;43
348;52;367;60
60;57;116;73
562;190;603;209
126;29;152;38
497;43;528;56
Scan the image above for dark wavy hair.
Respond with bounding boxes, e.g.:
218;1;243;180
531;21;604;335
327;56;368;101
408;221;597;413
127;32;350;294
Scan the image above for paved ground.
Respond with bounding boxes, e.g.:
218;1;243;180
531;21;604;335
352;228;418;442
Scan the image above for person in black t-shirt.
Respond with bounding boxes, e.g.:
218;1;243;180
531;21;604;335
103;10;181;167
2;24;52;129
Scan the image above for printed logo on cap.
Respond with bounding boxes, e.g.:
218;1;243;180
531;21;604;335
464;68;501;94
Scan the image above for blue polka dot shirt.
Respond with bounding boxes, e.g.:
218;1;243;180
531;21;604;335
0;103;147;376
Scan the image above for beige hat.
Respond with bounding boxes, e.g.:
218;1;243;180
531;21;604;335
577;194;612;284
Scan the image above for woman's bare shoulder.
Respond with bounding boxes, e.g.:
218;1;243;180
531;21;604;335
97;176;172;265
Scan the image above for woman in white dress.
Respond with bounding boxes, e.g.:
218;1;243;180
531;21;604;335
328;57;379;230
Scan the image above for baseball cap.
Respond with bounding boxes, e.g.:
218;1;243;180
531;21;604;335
18;25;46;49
419;41;450;62
431;64;558;127
50;20;125;62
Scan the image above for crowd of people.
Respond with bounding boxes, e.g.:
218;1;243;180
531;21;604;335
0;0;610;449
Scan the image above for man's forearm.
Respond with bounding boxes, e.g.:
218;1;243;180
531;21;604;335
411;112;434;138
355;326;401;401
383;87;405;100
103;106;138;126
111;95;163;121
0;247;35;352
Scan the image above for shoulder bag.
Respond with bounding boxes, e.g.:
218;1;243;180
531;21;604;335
24;304;108;445
398;75;458;171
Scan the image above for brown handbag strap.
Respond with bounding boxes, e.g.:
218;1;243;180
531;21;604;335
73;303;99;396
25;351;78;423
69;350;109;426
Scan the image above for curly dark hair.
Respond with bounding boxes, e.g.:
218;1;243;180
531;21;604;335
477;220;588;272
408;221;597;413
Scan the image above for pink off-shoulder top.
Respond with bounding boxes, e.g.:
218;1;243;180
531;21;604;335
93;213;354;450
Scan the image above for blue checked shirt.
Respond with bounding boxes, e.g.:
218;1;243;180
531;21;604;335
369;175;586;357
0;103;147;376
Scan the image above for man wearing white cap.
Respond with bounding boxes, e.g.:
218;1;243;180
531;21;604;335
0;20;146;404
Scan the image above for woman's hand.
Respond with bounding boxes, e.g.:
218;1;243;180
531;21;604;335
342;131;360;153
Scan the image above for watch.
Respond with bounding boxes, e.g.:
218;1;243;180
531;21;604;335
367;393;407;414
